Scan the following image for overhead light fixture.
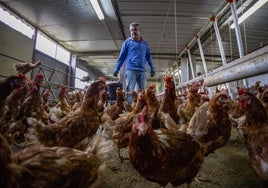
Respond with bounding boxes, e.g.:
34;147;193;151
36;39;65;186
90;0;104;20
230;0;268;29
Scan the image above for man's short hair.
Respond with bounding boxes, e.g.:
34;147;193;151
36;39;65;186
129;22;140;28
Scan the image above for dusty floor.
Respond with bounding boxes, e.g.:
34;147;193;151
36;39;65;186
99;127;263;188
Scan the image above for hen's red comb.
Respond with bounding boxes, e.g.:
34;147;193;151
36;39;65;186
191;81;201;87
60;86;66;91
165;76;173;83
35;74;44;79
138;88;143;93
18;73;26;80
237;87;248;95
149;84;154;88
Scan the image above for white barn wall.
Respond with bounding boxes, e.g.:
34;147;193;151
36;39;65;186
0;22;33;77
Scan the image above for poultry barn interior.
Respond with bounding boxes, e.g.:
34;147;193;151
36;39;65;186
0;0;268;187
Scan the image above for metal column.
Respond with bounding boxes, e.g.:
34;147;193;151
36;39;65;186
210;15;231;95
210;16;227;65
227;0;247;87
195;35;208;73
195;34;211;97
180;58;189;83
70;54;77;87
187;48;195;79
228;0;244;58
176;61;181;85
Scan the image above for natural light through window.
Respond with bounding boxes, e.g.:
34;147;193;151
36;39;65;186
0;6;34;39
36;32;57;57
0;5;70;65
36;31;70;65
75;67;89;89
56;45;70;65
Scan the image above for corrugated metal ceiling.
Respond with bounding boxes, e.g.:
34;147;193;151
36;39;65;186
0;0;267;82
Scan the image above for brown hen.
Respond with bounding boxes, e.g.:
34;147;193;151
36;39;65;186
3;85;28;125
187;92;232;156
112;89;147;160
49;86;72;123
123;90;138;112
26;78;107;149
101;87;125;123
260;88;268;114
0;74;27;123
158;76;180;125
18;74;44;120
146;84;161;129
129;106;204;187
1;85;28;143
6;74;47;145
97;89;109;114
178;82;201;124
14;60;41;74
237;88;268;185
0;125;114;188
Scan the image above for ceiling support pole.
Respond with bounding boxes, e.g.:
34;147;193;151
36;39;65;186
70;54;77;88
195;34;211;97
227;0;247;87
210;16;231;95
195;35;208;73
187;48;195;79
210;16;227;65
228;0;244;58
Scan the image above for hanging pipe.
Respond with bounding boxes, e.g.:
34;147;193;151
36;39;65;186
187;47;195;79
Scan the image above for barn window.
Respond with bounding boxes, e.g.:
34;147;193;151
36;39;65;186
0;5;34;39
75;67;89;89
36;31;70;65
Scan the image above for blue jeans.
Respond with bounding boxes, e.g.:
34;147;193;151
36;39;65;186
125;70;147;104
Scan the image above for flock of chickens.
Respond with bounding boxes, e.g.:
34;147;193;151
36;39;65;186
0;61;268;188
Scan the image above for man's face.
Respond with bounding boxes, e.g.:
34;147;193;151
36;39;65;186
130;25;141;40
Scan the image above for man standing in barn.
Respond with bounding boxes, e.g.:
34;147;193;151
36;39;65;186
113;22;155;104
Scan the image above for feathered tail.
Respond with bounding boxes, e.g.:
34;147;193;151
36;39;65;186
85;125;115;161
81;125;115;188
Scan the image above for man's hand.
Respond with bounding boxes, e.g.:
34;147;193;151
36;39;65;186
150;71;155;77
113;71;119;77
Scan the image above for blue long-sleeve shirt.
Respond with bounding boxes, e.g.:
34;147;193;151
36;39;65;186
114;37;155;73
